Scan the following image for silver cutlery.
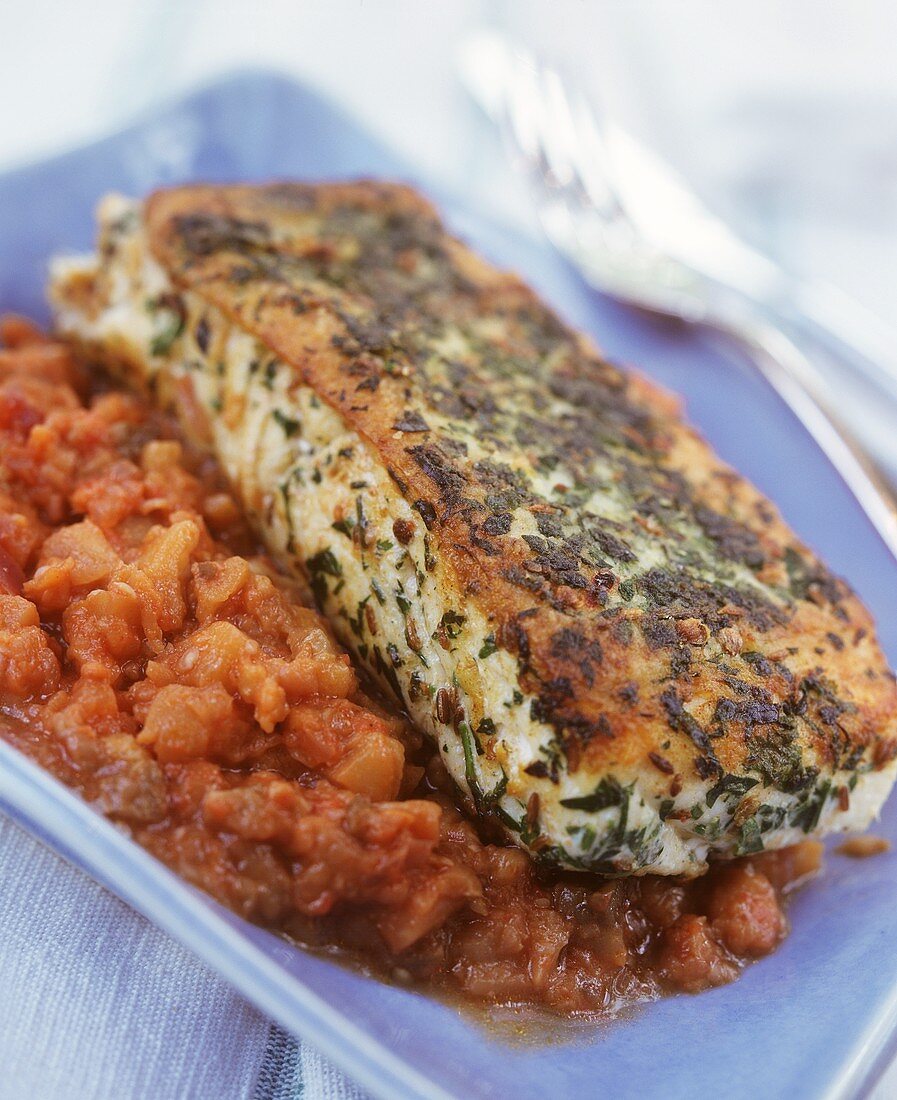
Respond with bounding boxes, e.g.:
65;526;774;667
458;30;897;561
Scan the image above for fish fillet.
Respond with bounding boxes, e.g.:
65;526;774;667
49;182;897;874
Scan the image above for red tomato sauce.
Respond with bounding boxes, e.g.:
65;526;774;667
0;319;821;1014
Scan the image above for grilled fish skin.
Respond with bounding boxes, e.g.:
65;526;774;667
50;183;897;875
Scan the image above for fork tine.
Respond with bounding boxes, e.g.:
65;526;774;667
522;50;622;216
502;57;542;164
567;88;621;214
534;68;578;189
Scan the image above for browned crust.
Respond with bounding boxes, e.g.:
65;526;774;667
141;181;897;793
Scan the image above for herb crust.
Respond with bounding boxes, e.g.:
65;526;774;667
50;182;897;873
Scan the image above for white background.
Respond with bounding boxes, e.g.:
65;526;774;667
2;0;896;324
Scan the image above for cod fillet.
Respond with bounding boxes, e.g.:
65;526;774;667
50;182;897;875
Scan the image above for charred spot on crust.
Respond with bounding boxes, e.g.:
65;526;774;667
619;682;639;705
173;213;272;261
412;499;437;528
498;616;531;666
694;505;766;570
783;546;847;606
523;760;551;779
481;512;511;537
472;460;535;513
550;628;603;686
636;566;782;635
393;410;430;433
408;443;468;507
660;687;722;778
521;535;587;588
195;316;210;354
587;526;637;564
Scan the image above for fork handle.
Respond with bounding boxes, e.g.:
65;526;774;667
711;310;897;561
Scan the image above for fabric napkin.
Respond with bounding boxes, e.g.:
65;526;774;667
0;816;367;1099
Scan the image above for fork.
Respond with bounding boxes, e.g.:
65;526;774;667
458;31;897;562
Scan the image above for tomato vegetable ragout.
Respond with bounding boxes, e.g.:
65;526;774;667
0;320;823;1014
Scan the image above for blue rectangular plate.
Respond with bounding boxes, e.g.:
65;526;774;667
1;71;896;1100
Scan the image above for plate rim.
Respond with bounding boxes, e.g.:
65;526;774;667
0;740;449;1100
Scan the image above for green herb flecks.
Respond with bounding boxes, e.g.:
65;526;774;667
333;516;355;538
735;802;787;855
439;611;465;639
705;774;760;808
272;409;301;437
560;776;628;813
147;297;185;357
347;595;370;639
458;721;486;813
305;547;342;606
789;779;833;833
